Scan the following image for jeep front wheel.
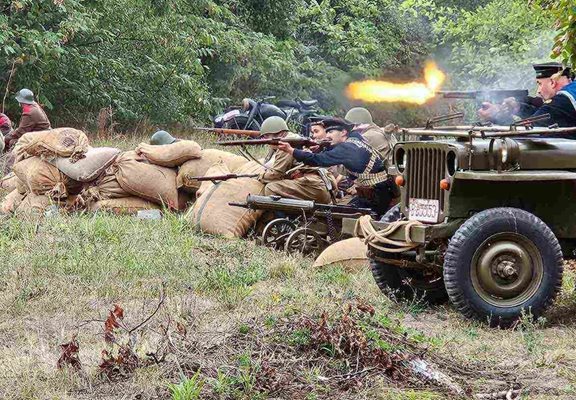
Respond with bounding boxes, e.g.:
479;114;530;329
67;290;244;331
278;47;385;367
444;207;563;327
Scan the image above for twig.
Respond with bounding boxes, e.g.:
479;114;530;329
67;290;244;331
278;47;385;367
2;59;17;113
475;389;521;399
128;283;166;334
317;367;377;381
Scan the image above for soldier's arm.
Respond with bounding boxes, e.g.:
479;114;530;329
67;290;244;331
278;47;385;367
293;144;354;168
258;149;294;183
530;96;575;127
5;110;33;142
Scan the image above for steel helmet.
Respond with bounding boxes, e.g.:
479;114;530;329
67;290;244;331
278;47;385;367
150;130;176;145
259;116;289;136
15;88;35;105
345;107;373;125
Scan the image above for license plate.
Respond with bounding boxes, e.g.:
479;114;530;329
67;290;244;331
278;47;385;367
222;109;240;121
409;198;440;223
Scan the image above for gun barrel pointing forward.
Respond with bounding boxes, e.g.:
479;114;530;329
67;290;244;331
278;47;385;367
435;89;529;100
193;127;261;138
215;138;330;148
186;173;259;182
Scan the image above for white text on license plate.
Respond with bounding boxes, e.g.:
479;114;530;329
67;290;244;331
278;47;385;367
409;198;439;223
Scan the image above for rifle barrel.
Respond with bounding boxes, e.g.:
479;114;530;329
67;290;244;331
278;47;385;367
193;127;260;138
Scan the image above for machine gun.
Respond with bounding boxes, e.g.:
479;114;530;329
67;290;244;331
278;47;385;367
230;194;375;218
193;127;261;138
436;89;530;102
216;137;331;149
187;173;259;183
229;195;376;255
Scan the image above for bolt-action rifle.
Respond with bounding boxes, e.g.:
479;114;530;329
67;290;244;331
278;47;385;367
186;173;259;183
215;137;331;149
193;127;261;138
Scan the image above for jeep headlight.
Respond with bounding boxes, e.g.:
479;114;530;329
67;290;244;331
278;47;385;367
395;147;406;173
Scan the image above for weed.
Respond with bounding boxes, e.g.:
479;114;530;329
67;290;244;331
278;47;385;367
516;311;546;356
168;370;204;400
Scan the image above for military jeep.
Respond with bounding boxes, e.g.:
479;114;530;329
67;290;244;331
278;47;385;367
348;125;576;326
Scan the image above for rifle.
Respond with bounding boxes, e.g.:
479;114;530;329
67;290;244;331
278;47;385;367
436;89;529;102
187;173;259;183
193;127;261;138
216;137;331;149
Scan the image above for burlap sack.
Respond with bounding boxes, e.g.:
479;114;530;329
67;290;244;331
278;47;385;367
196;163;229;199
233;160;266;175
177;149;248;192
13;157;74;198
81;170;129;204
136;140;202;167
187;173;265;238
16;128;90;162
1;189;24;214
15;193;79;216
89;197;161;215
312;238;369;272
50;147;121;182
115;159;178;209
0;173;19;192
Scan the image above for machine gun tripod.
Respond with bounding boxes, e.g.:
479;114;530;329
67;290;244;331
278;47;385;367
230;194;375;256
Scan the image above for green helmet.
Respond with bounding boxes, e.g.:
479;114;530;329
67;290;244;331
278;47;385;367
150;130;176;145
345;107;373;125
259;116;289;136
15;88;35;105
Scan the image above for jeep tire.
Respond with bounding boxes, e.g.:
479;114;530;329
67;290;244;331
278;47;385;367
444;207;563;327
371;260;448;304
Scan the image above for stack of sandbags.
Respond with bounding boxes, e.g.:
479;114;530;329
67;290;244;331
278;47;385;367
83;140;202;214
187;162;265;238
312;238;369;272
177;149;248;193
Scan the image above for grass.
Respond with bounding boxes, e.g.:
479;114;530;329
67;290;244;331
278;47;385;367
1;131;576;398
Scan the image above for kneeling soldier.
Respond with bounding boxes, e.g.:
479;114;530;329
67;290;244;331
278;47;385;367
257;116;334;204
277;117;395;216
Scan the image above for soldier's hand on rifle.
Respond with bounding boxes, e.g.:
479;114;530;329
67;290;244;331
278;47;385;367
277;141;294;155
501;97;520;114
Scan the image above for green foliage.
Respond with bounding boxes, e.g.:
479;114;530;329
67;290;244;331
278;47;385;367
548;0;576;66
168;370;205;400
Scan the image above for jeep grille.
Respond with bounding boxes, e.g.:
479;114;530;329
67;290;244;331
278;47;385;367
406;147;446;213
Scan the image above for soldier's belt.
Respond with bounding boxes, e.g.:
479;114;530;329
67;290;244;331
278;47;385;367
356;171;389;187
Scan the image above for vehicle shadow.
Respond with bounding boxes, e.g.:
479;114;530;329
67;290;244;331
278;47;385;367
543;295;576;326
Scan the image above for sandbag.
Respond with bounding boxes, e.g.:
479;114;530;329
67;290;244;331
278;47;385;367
16;128;90;162
177;149;248;192
1;189;24;214
233;160;266;175
196;163;230;199
115;159;178;209
14;193;79;216
81;170;129;204
50;147;121;182
136;140;202;167
187;173;265;238
89;197;161;215
0;173;19;192
13;157;74;198
312;238;369;272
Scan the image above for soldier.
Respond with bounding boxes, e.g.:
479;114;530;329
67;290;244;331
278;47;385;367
4;88;51;149
345;107;397;164
149;130;178;145
277;117;395;216
479;63;576;128
0;113;11;136
257;116;334;204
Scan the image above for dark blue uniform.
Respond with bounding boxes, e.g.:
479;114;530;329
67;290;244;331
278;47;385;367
532;81;576;129
293;132;394;215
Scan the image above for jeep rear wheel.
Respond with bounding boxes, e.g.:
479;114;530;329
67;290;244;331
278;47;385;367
444;207;563;327
370;260;447;304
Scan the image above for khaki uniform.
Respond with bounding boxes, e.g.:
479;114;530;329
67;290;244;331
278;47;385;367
258;132;333;204
5;103;51;148
359;123;397;165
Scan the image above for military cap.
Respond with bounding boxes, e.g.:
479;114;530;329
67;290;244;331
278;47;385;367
150;130;176;145
533;62;572;79
15;88;35;105
345;107;373;124
322;117;355;133
308;116;327;126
